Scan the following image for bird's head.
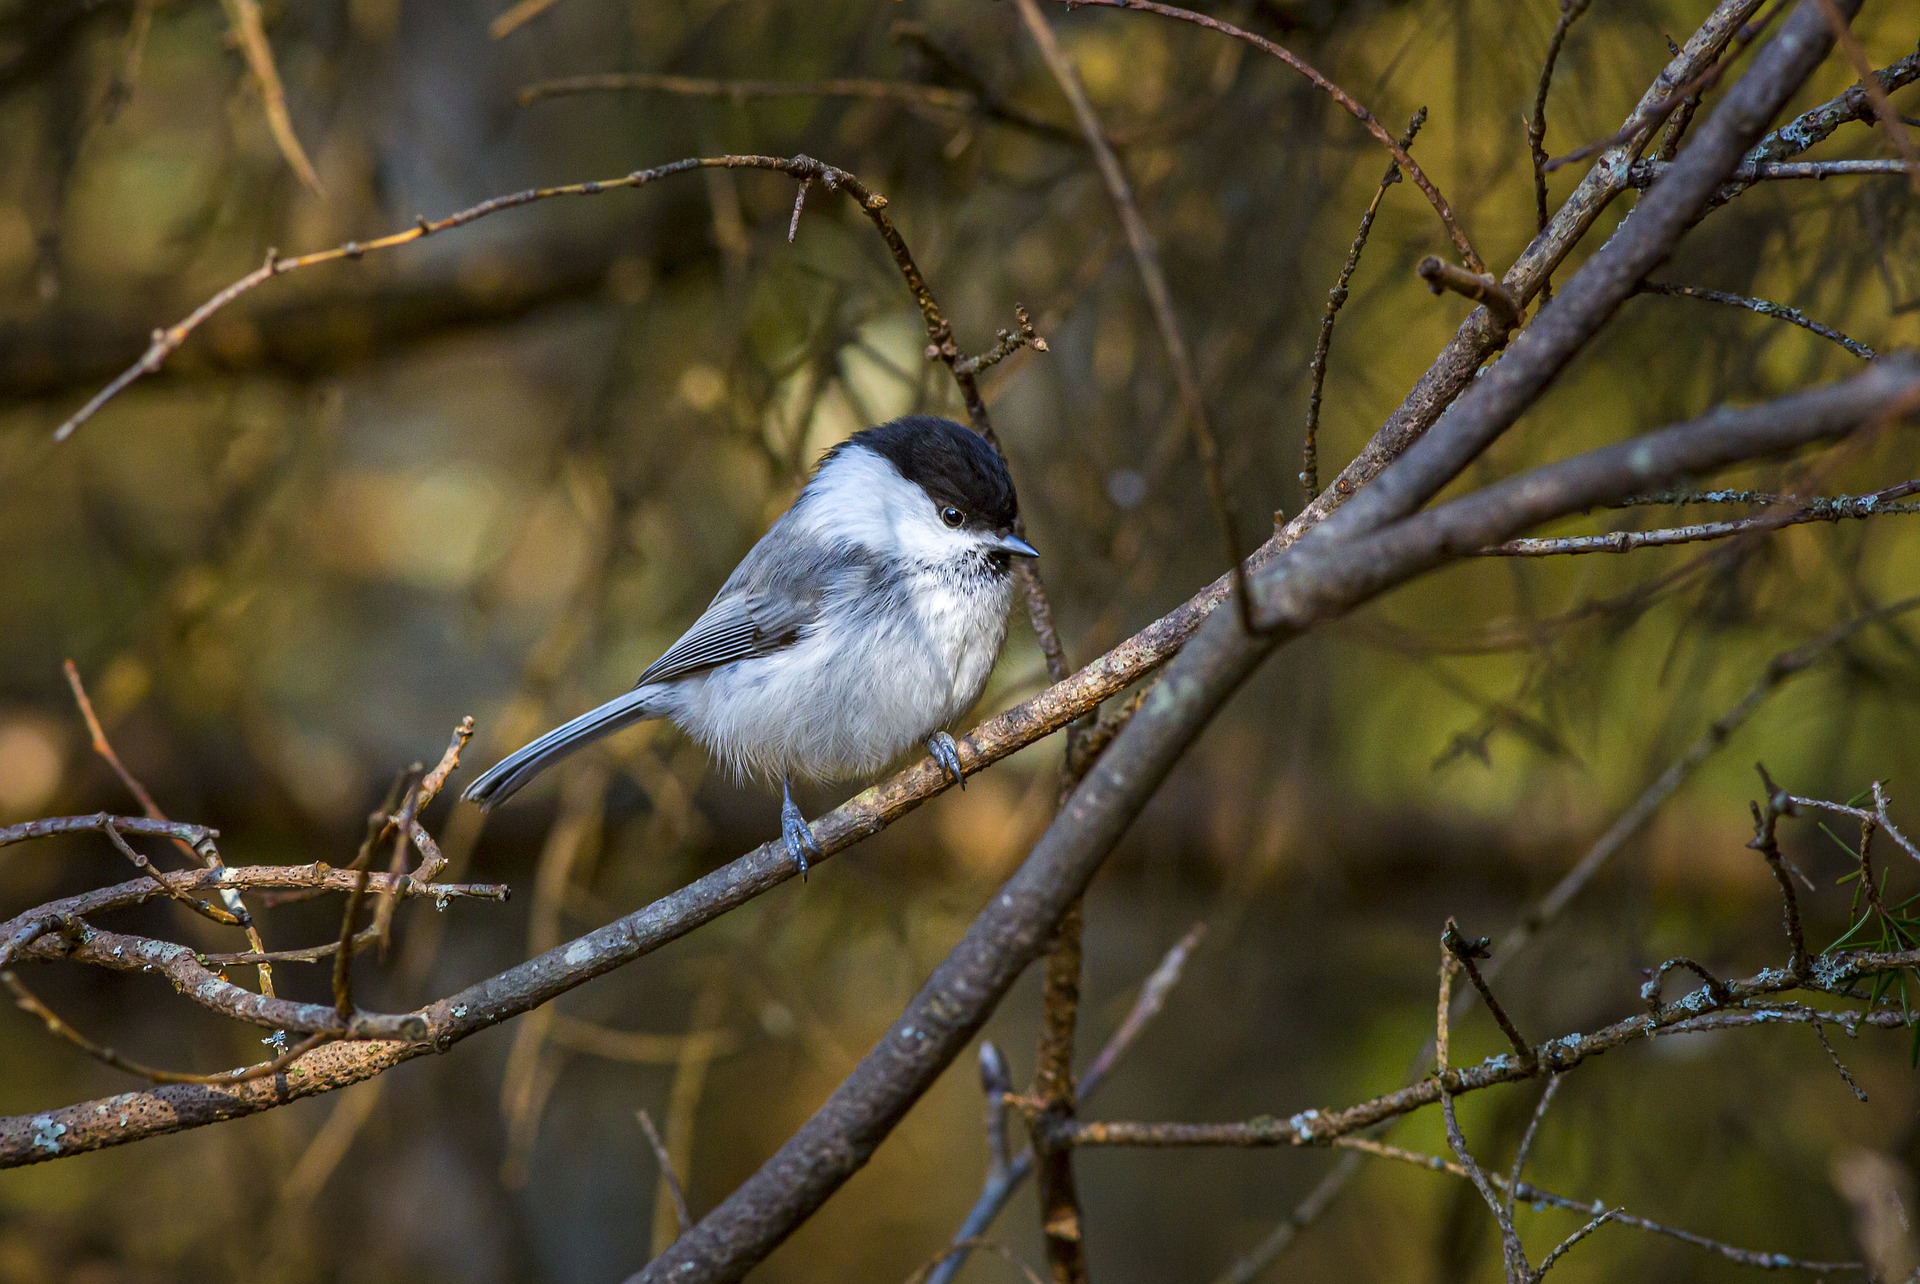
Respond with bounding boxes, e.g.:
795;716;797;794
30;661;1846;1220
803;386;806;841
805;415;1039;567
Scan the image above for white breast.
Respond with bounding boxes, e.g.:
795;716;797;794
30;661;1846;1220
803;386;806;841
659;566;1010;782
645;441;1017;782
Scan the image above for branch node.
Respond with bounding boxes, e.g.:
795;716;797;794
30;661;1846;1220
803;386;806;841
1416;256;1521;329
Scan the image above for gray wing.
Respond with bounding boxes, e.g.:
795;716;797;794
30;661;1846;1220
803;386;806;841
633;522;875;687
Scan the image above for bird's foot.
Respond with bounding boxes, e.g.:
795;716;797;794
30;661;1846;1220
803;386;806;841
927;731;965;790
779;780;820;880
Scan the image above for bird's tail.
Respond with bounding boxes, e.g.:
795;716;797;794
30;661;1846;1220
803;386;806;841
462;686;668;810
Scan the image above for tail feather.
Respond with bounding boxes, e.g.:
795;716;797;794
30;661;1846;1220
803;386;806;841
463;686;666;810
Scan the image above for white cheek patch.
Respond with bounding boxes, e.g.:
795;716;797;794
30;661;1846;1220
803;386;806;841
795;445;983;564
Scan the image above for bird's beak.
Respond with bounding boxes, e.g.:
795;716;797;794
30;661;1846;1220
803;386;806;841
993;533;1040;559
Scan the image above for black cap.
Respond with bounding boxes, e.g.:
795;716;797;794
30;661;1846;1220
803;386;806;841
841;415;1020;532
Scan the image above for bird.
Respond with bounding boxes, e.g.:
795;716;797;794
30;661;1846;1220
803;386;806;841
461;414;1039;876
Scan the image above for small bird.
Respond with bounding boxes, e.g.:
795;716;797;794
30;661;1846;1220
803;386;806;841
461;414;1038;874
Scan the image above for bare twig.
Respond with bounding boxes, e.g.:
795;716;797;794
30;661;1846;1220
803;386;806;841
951;304;1048;377
1417;256;1521;330
1543;0;1789;174
1637;280;1875;358
1015;0;1250;633
1443;920;1533;1066
489;0;559;40
1056;0;1485;273
63;661;275;990
1811;0;1920;195
930;925;1205;1284
1529;0;1594;262
1750;766;1811;977
637;1109;693;1238
4;972;329;1086
1506;1076;1563;1221
1480;477;1918;556
1065;977;1917;1153
1337;1136;1857;1274
1029;901;1087;1283
1303;109;1426;500
1637;156;1920;189
217;0;324;198
1810;1018;1868;1102
1747;46;1920;169
1436;934;1530;1283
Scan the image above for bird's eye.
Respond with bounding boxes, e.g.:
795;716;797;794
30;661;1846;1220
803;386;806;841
940;506;965;528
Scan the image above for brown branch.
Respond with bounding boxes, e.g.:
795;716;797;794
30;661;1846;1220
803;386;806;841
1016;0;1250;634
1064;972;1915;1152
52;154;1003;445
217;0;324;198
0;812;216;857
488;0;559;40
1417;256;1521;330
1216;596;1914;1281
1528;0;1594;267
1638;280;1875;358
1334;1137;1848;1275
1303;108;1426;501
929;924;1205;1284
1542;0;1789;174
1442;920;1533;1067
2;971;331;1086
637;1109;693;1238
96;822;238;927
1811;0;1920;196
1480;478;1918;556
1058;0;1485;275
1029;901;1086;1284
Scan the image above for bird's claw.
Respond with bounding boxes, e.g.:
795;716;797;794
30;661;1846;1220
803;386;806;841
780;783;820;880
927;731;965;789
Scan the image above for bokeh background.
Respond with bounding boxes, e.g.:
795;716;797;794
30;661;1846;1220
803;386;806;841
2;1;1919;1280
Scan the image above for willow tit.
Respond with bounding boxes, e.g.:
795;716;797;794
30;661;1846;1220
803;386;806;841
461;414;1039;874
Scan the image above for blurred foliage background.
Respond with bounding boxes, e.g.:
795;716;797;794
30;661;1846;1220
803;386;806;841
1;0;1919;1280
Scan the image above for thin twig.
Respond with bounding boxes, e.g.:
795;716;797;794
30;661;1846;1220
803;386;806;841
1528;0;1593;274
1057;0;1487;273
1015;0;1251;633
1810;1019;1869;1102
1506;1076;1563;1221
1443;920;1534;1066
217;0;324;197
4;971;328;1086
637;1110;693;1237
63;662;274;988
1543;0;1790;174
1334;1136;1855;1274
1638;280;1876;359
1417;256;1522;329
1436;932;1530;1283
489;0;559;40
1303;109;1425;500
1480;478;1917;556
929;925;1205;1284
1811;0;1920;196
1750;766;1811;978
